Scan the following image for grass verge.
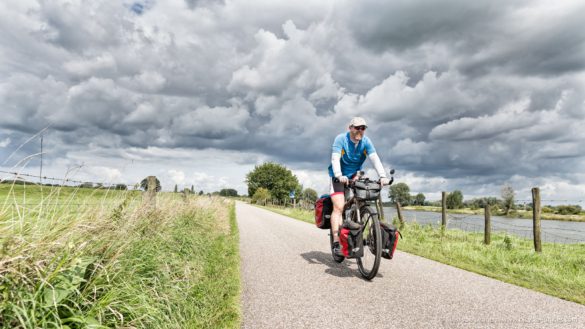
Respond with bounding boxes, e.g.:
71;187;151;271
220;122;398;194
1;184;240;328
256;203;585;305
398;222;585;305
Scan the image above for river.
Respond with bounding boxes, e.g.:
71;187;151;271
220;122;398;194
382;207;585;244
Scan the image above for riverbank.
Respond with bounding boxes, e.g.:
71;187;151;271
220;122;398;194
403;205;585;222
256;204;585;305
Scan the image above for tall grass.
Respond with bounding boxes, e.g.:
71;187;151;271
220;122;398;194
0;183;240;328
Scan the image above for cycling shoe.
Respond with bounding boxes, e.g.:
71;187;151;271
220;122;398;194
332;241;344;257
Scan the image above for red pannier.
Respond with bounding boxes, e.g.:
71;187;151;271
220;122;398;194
314;195;333;229
339;224;364;258
380;222;400;259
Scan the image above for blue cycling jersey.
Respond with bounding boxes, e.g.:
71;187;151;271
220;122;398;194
328;132;377;178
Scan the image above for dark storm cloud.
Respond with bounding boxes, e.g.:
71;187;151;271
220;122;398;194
346;0;516;52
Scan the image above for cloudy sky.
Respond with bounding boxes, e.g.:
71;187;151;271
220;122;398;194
1;0;584;203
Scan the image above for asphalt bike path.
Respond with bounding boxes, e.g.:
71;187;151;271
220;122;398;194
237;202;585;329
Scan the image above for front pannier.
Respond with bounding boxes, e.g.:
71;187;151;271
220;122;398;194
339;222;364;258
380;222;400;259
353;181;381;200
314;195;333;229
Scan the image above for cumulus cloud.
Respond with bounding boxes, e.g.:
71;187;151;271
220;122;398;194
168;169;186;185
0;138;11;148
1;0;584;201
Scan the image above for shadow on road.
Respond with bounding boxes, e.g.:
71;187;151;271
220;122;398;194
300;251;384;279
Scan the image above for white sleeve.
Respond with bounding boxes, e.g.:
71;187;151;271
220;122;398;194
331;153;342;178
368;153;386;178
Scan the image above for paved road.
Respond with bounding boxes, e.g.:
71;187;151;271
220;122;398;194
237;202;585;329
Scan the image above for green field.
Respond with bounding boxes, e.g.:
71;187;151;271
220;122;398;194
258;204;585;305
0;183;240;328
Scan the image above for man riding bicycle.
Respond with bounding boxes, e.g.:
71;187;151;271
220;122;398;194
329;117;390;256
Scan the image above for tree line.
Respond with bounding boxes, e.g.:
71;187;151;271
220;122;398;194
389;182;583;215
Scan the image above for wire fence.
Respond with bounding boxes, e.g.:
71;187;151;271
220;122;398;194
0;169;138;190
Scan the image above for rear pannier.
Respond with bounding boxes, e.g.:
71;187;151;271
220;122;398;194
314;195;333;229
353;181;381;201
380;222;400;259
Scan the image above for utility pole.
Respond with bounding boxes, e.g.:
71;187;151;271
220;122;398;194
40;135;43;185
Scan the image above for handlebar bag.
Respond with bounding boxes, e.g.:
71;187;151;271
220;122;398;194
314;195;332;229
339;223;364;258
353;181;381;200
380;222;400;259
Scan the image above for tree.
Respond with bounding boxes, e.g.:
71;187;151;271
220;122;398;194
246;162;300;202
251;187;271;205
389;182;411;206
501;184;515;215
301;188;318;201
413;193;425;206
446;190;463;209
174;184;178;193
191;185;194;193
140;177;161;192
115;184;127;190
199;190;204;196
219;188;238;197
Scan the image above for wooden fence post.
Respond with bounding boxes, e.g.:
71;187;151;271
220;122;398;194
145;176;157;209
395;201;404;227
441;191;447;229
532;187;542;253
484;204;491;245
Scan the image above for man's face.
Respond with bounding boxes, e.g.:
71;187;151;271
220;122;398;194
349;125;367;141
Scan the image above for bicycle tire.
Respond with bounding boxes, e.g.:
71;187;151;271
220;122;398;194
330;226;345;263
356;206;381;280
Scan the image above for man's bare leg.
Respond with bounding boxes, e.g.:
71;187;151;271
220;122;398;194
331;193;344;242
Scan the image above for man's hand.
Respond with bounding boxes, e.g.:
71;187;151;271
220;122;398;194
337;176;349;184
380;177;391;186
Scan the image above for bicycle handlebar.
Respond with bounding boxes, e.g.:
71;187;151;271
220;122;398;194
332;169;395;186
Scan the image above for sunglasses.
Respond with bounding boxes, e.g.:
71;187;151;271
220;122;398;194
352;125;367;131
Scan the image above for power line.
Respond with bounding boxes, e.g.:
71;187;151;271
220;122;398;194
0;169;137;188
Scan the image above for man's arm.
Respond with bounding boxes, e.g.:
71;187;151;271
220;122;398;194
331;135;348;183
368;153;387;179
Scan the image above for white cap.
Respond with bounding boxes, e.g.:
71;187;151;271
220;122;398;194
349;117;367;127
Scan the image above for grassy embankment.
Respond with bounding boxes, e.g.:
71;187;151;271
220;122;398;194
0;183;240;328
403;205;585;222
257;203;585;305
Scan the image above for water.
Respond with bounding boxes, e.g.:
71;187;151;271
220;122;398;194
382;208;585;244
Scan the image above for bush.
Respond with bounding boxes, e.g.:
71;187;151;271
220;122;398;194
555;205;582;215
251;188;271;205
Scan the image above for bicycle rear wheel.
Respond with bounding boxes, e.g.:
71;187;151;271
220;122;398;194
356;206;381;280
330;226;345;263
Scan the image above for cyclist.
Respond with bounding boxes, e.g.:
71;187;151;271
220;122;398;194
328;117;390;256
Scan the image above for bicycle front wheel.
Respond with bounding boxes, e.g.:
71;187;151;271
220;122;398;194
356;206;381;280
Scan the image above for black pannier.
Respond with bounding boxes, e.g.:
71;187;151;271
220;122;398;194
380;222;400;259
353;181;381;200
